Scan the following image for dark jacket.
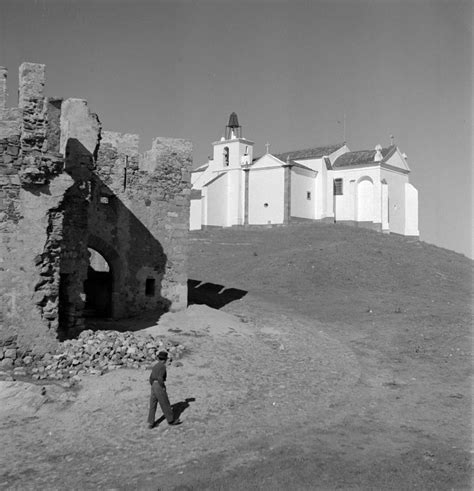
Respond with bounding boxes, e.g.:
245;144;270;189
149;360;167;387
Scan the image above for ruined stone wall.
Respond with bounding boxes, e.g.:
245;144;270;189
93;133;191;317
0;63;192;353
0;63;68;352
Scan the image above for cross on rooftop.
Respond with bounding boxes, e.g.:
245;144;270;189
265;142;270;154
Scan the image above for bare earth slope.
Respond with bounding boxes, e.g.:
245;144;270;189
1;222;472;490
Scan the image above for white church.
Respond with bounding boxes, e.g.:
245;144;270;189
190;113;419;237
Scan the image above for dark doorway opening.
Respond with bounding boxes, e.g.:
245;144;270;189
83;248;112;318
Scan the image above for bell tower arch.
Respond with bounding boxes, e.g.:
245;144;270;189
212;112;254;169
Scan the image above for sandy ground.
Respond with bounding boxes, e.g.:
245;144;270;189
1;223;472;490
1;300;471;490
1;303;361;489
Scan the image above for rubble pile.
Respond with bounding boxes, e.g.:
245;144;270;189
0;330;185;382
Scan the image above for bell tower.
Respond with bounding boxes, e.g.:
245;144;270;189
208;113;255;226
212;112;254;169
225;112;242;139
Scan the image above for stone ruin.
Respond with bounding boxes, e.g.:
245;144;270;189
0;62;192;354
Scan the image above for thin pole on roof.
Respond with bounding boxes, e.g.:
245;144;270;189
337;112;347;143
343;112;346;143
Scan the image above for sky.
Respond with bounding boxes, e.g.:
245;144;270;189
0;0;472;257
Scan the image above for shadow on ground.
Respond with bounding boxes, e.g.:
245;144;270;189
85;309;166;332
187;279;247;309
153;397;196;427
85;280;248;332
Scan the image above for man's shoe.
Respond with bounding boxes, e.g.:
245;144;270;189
168;419;182;426
148;423;155;429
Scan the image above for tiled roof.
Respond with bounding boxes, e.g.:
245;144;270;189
332;146;395;168
250;154;313;171
273;143;345;162
289;161;316;172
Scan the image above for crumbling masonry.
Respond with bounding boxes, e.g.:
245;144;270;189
0;63;192;353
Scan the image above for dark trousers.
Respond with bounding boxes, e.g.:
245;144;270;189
148;381;174;425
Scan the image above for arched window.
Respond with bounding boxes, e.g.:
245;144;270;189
223;147;229;166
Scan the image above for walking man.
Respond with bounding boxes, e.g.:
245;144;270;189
148;350;181;428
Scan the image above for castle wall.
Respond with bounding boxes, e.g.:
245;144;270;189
0;63;192;353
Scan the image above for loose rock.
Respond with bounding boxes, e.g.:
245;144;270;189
0;329;185;382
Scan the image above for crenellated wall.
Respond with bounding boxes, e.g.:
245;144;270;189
0;63;192;353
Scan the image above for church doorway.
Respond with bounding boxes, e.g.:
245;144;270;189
83;248;112;318
356;177;374;222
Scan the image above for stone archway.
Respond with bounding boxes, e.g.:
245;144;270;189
83;248;112;318
356;176;374;222
86;235;122;319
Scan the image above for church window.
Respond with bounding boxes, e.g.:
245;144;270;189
334;178;343;195
223;147;229;166
306;191;311;200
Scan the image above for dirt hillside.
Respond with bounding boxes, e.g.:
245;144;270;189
1;222;471;490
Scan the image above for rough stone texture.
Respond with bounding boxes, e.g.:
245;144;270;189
0;67;6;110
0;329;185;382
45;98;63;153
60;98;101;157
0;108;21;140
0;63;192;353
18;63;45;108
101;131;139;156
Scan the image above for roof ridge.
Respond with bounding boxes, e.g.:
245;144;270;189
274;142;345;154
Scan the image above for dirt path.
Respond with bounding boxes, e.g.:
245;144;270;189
1;302;356;489
1;298;471;490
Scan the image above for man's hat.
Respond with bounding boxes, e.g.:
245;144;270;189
158;351;168;360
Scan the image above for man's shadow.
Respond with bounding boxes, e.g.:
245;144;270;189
154;398;196;426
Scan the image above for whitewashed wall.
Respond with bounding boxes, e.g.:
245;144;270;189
325;169;335;220
291;167;316;219
189;198;202;230
356;177;375;221
212;138;254;169
248;168;284;224
226;168;244;225
380;168;409;235
293;158;326;219
206;173;228;226
331;167;381;223
404;183;419;236
381;182;389;231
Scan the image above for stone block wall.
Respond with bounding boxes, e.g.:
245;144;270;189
0;63;192;353
93;133;191;318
